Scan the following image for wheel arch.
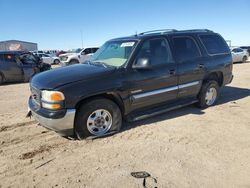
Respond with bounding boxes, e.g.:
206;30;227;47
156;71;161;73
0;71;6;82
204;71;224;87
75;92;125;117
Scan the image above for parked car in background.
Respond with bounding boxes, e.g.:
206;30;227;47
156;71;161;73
0;51;51;85
59;47;99;66
34;53;60;64
28;29;233;139
56;50;66;57
231;48;249;63
240;46;250;55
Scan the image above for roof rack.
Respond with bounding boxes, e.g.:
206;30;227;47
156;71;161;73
138;29;177;35
137;29;213;36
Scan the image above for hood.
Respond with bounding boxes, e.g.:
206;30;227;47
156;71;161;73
31;64;115;90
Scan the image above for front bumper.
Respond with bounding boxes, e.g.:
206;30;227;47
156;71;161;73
29;98;75;136
31;109;75;136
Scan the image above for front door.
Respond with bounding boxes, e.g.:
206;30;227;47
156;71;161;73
3;53;23;81
127;37;178;111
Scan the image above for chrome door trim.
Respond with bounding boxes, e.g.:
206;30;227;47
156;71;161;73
132;81;200;99
178;81;200;89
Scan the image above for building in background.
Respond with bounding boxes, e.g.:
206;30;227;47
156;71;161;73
0;40;37;51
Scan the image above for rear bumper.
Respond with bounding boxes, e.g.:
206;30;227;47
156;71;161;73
31;109;75;136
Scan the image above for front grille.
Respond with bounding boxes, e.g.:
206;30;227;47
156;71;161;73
30;86;41;106
60;56;68;61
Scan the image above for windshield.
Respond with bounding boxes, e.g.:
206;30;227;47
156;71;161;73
67;48;82;53
90;40;137;67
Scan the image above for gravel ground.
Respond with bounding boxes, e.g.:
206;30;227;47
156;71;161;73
0;63;249;188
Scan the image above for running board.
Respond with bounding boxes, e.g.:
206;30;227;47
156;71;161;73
128;99;199;122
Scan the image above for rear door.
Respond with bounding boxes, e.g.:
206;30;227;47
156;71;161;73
171;35;204;99
80;48;92;63
3;53;23;81
127;37;178;110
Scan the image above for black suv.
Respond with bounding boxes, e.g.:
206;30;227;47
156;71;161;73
28;29;233;139
0;51;51;85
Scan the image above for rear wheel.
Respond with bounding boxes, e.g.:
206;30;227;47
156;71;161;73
242;56;247;63
54;59;60;64
75;98;122;139
196;80;220;108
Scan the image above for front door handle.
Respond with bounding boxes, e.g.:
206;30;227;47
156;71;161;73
198;64;205;69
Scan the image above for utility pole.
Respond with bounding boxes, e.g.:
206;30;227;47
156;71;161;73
80;30;83;48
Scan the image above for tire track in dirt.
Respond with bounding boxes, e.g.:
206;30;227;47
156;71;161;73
0;120;36;132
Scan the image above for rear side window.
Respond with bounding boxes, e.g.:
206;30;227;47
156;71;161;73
172;36;201;62
200;34;230;55
0;54;4;62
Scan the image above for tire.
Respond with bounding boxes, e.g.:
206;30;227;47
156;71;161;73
75;98;122;139
54;59;60;64
196;80;220;108
242;56;247;63
69;59;79;65
0;74;4;85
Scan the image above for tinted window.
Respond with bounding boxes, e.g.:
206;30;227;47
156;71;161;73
91;48;98;53
4;54;16;62
83;48;91;55
136;38;173;66
0;54;4;61
238;48;243;52
172;36;200;62
200;34;230;55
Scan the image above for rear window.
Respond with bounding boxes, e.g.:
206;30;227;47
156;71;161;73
200;34;230;55
172;36;201;62
4;54;16;62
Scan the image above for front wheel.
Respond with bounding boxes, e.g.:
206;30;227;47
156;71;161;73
75;98;122;139
196;80;220;108
0;74;4;85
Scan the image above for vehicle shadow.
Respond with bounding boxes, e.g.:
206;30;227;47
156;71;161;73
121;86;250;132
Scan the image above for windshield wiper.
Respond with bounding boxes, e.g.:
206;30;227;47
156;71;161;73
86;60;111;68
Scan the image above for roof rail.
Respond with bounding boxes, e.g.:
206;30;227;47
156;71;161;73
139;29;177;35
176;29;213;33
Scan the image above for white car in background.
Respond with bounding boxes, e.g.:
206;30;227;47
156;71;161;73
231;48;249;63
59;47;99;66
35;53;60;65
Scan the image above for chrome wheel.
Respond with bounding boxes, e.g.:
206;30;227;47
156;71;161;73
205;87;217;106
86;109;112;136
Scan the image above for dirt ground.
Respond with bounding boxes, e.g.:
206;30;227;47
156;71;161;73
0;63;249;188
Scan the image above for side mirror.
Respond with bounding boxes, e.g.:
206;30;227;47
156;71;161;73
133;58;151;70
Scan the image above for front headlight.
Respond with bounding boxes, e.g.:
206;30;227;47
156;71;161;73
41;90;65;110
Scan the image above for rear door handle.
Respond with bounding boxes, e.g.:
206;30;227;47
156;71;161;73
169;69;176;75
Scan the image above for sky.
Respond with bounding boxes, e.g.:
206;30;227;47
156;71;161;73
0;0;249;50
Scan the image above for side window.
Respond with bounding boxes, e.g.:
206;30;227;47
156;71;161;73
0;54;4;62
238;48;243;53
136;38;173;66
172;36;201;62
200;34;230;55
83;48;91;55
4;54;16;62
91;48;98;53
232;49;237;53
